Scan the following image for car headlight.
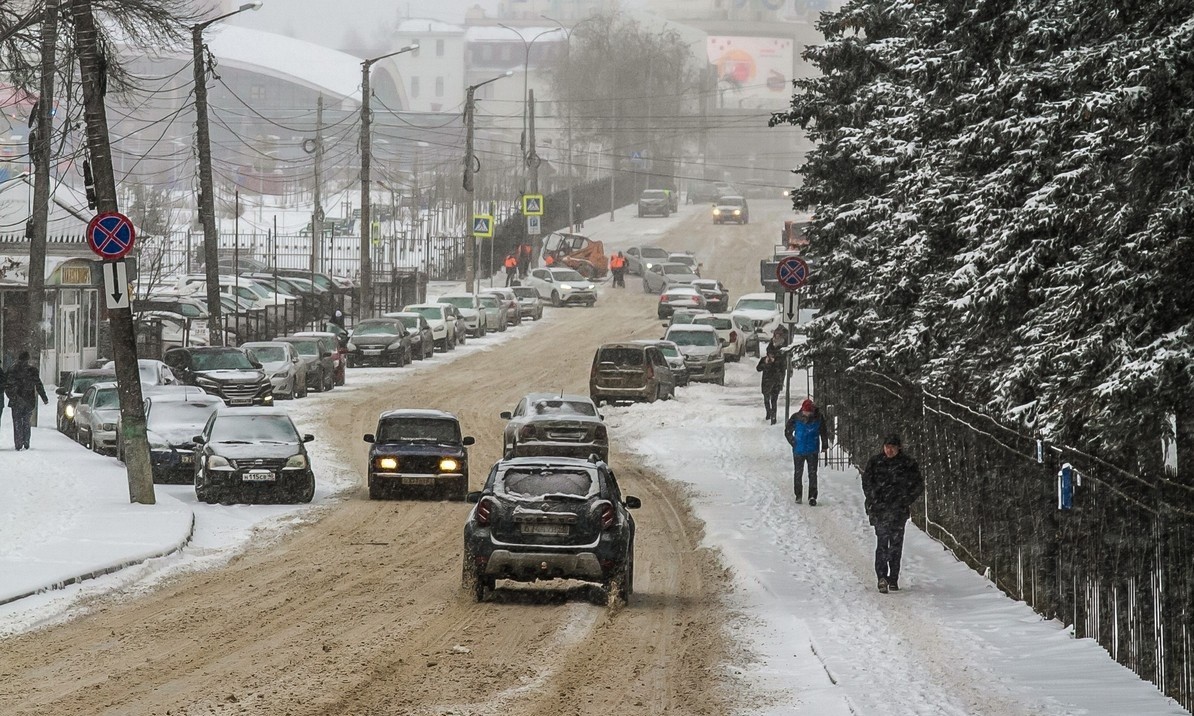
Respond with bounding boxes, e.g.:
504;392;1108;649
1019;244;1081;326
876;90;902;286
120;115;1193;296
645;263;654;270
64;404;75;418
196;376;218;386
207;455;232;470
262;394;274;403
346;341;357;351
712;209;721;215
734;209;741;216
376;456;398;471
438;457;460;472
585;284;595;291
387;340;404;350
284;454;308;469
560;283;573;290
272;371;290;379
101;422;117;431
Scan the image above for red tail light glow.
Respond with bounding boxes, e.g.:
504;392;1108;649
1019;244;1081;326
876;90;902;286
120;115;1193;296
600;502;616;530
660;295;669;302
475;498;494;526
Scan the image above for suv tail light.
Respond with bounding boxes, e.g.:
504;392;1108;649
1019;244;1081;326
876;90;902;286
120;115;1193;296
475;497;495;526
660;294;669;302
518;424;536;440
594;424;607;442
599;501;616;530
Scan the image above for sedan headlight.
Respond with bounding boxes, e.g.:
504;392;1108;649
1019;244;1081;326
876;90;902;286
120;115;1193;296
387;340;404;350
101;422;117;431
645;263;654;270
207;455;232;470
346;341;357;351
284;454;308;469
64;404;75;418
733;209;741;216
196;376;218;386
438;457;460;472
272;370;290;379
712;208;721;215
376;456;398;471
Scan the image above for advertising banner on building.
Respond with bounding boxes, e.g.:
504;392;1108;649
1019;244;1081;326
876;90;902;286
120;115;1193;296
706;36;795;110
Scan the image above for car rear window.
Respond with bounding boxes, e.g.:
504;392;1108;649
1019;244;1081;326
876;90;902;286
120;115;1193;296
71;374;112;394
378;417;460;444
512;287;538;299
695;317;732;330
499;469;597;499
667;330;718;347
640;247;669;259
533;399;597;417
642;190;667;199
597;347;644;366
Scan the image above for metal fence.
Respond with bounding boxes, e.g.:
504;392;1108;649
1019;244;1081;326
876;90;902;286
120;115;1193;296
817;365;1194;709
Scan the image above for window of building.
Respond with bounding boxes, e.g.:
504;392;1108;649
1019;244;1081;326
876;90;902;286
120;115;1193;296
249;85;266;103
411;77;420;98
436;39;444;57
435;77;444;97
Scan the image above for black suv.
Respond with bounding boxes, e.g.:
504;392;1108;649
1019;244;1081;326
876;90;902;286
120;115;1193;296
163;346;273;406
363;409;475;500
463;456;641;604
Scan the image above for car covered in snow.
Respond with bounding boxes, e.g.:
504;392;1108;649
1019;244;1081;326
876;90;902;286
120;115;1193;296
193;407;316;504
663;324;726;385
462;455;640;604
642;262;699;294
55;368;114;433
500;393;608;462
622;245;670;276
362;409;474;500
690;278;729;313
510;285;544;321
731;293;780;332
656;286;707;319
691;313;744;362
141;392;224;484
73;381;121;453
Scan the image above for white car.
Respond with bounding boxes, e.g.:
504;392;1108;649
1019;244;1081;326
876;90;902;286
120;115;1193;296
691;313;744;362
398;304;458;351
73;381;121;453
101;358;179;388
731;293;781;332
525;267;597;307
437;293;492;337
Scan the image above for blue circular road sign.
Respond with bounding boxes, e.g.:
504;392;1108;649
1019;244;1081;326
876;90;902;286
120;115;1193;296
87;212;137;260
776;255;810;290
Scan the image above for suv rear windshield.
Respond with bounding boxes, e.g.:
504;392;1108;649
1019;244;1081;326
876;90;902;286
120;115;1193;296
407;306;444;321
512;287;538;299
667;330;718;347
694;317;732;330
641;190;667;199
72;374;112;394
596;347;645;366
499;469;597;499
247;346;287;362
640;247;669;259
377;417;460;444
353;321;400;336
532;399;597;417
663;264;694;276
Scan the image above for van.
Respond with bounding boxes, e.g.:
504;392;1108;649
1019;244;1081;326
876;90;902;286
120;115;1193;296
589;342;675;406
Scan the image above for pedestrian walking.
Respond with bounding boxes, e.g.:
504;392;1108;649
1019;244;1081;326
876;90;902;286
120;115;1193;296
5;351;48;450
0;362;7;429
784;398;830;505
574;201;584;230
861;434;924;593
609;251;627;288
518;243;533;278
756;343;784;424
503;253;519;287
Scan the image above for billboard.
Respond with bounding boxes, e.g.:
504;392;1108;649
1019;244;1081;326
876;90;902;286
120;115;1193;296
706;36;795;110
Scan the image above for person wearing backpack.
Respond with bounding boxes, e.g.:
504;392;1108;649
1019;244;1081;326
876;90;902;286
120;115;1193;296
784;398;830;505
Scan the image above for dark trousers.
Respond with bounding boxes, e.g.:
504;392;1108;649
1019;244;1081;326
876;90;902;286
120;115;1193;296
12;405;33;449
505;269;517;287
874;520;907;582
762;389;779;420
612;268;625;287
793;452;818;500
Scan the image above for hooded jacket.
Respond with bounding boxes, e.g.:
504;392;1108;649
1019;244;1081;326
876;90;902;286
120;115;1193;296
861;450;924;524
785;407;829;455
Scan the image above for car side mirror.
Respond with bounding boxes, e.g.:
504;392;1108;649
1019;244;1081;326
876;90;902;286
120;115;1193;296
303;434;315;443
598;413;604;421
321;351;333;359
193;435;206;445
56;386;69;396
363;433;375;443
463;436;476;446
624;496;642;509
465;491;482;504
499;411;512;420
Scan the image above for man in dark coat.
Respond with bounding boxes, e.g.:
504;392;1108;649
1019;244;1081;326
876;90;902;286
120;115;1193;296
5;351;49;450
755;344;784;424
861;434;924;592
784;398;831;505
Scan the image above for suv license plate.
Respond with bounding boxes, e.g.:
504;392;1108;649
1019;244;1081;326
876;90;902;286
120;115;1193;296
229;399;251;406
520;523;569;536
403;477;435;486
242;470;276;482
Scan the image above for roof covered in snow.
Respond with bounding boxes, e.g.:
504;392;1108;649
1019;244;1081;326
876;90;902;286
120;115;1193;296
396;19;465;34
463;26;566;43
203;26;363;102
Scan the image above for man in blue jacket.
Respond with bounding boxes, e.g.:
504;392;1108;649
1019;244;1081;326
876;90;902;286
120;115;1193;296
784;398;830;505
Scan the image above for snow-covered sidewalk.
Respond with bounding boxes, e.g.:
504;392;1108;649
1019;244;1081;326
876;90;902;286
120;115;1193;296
605;360;1189;716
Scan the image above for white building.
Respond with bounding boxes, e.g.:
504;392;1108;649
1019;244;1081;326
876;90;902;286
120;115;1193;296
395;20;468;114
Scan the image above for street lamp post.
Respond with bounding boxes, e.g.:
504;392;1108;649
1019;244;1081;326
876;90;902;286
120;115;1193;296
498;24;561;194
359;43;419;319
193;1;262;346
463;71;513;294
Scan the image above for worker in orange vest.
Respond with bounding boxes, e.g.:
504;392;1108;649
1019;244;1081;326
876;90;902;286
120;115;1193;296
503;253;518;287
518;243;533;277
544;253;556;267
609;251;627;288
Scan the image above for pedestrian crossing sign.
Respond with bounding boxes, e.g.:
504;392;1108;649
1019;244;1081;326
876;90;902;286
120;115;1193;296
522;194;544;216
472;214;494;238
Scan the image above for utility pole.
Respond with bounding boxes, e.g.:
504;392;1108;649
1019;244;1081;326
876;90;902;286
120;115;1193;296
360;43;418;319
26;0;58;360
72;0;154;505
527;88;539;194
311;93;323;280
463;71;511;294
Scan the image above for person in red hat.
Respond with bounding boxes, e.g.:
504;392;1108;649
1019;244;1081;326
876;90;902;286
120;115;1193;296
783;397;830;505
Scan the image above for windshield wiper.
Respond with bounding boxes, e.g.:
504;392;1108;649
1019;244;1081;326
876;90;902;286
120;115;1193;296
216;439;252;444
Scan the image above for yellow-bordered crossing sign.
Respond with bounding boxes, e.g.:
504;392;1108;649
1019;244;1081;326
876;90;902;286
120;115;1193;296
472;214;494;238
522;194;544;216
